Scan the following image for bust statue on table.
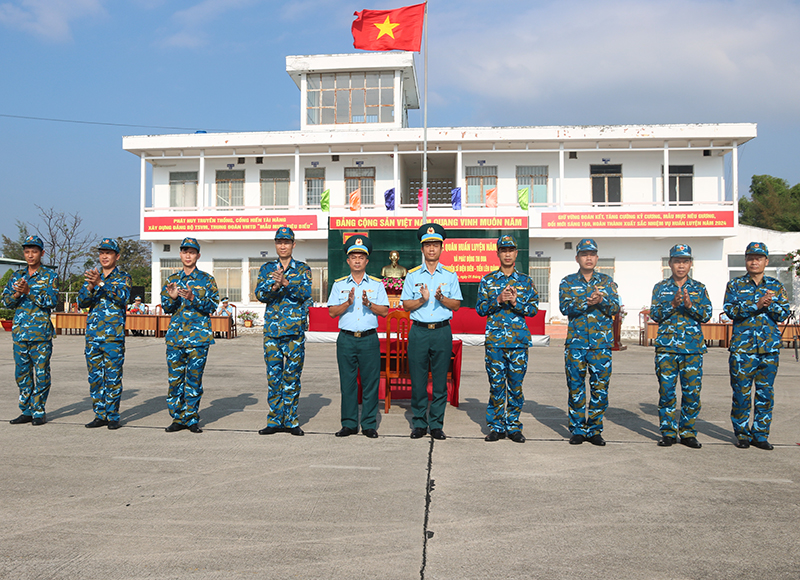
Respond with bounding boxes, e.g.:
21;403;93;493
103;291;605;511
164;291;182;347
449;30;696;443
381;251;407;297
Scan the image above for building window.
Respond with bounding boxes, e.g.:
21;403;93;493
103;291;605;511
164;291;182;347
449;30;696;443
407;178;455;206
260;170;290;208
517;166;548;206
529;257;550;302
466;165;497;205
597;258;615;280
160;259;182;287
664;165;693;204
306;71;394;125
662;257;693;279
249;258;268;302
345;167;375;206
216;170;244;207
728;254;794;301
305;168;325;207
169;172;198;208
213;259;242;302
307;259;328;304
591;165;622;205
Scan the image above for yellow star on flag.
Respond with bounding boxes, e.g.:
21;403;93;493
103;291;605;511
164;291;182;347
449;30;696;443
374;15;400;39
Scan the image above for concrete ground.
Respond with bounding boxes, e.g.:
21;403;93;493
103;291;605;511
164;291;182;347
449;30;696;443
1;330;798;580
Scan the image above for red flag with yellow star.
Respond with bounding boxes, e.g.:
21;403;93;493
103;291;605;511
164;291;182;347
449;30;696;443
351;3;425;52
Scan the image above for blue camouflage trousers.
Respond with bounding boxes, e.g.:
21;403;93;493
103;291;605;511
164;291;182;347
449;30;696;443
264;334;305;428
85;341;125;422
655;352;703;438
13;339;52;419
485;347;528;434
729;351;779;443
166;345;208;426
565;348;612;437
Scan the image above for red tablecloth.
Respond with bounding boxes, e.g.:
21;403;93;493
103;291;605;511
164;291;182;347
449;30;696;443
309;306;546;335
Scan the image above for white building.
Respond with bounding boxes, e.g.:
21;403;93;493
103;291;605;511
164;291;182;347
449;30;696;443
123;52;798;327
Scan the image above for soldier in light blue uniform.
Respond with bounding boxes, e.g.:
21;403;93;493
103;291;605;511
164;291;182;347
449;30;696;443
559;238;620;446
476;235;539;443
724;242;790;450
401;223;462;440
328;235;389;438
2;235;59;426
161;237;218;433
256;226;312;436
78;238;131;430
649;244;712;449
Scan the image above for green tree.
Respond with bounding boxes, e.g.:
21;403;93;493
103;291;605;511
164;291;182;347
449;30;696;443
116;237;151;289
1;220;30;260
30;205;97;292
739;175;800;231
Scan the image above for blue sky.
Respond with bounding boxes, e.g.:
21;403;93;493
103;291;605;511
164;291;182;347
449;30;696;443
1;0;799;244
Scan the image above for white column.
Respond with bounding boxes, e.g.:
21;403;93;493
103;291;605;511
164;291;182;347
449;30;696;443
139;153;146;217
300;73;308;131
394;70;403;128
663;141;669;207
732;140;739;208
199;150;205;210
456;144;463;213
558;143;565;209
293;146;301;208
393;143;399;214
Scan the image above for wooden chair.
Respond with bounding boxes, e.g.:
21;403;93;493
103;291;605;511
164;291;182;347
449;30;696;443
383;310;411;413
638;309;651;346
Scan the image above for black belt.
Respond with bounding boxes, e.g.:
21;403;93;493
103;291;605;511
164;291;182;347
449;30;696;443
413;320;450;330
340;329;377;338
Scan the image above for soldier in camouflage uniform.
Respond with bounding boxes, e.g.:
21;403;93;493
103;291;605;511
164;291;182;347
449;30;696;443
3;235;59;426
256;226;312;436
78;238;131;430
559;238;620;446
649;244;712;449
723;242;790;450
476;235;539;443
161;237;219;434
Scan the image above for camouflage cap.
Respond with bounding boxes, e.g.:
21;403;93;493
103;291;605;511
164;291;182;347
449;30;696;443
98;238;120;253
576;238;598;253
22;235;44;249
745;241;768;257
275;226;295;241
669;244;692;258
180;237;201;251
496;234;517;249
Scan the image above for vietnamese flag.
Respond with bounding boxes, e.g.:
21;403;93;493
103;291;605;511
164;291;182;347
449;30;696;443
352;3;425;52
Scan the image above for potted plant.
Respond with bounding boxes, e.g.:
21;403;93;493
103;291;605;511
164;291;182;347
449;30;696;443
0;307;14;332
382;276;404;295
238;310;259;328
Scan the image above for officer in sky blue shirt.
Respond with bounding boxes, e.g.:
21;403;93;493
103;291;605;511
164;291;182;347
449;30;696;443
723;241;790;450
476;234;539;443
328;235;389;438
559;238;620;446
78;238;131;430
649;244;712;449
255;226;312;436
401;223;463;440
2;235;59;426
161;237;219;433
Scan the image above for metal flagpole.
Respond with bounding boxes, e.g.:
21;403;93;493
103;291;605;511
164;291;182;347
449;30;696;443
422;1;428;222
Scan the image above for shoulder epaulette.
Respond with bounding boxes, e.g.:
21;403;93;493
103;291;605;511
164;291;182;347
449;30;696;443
408;265;422;273
335;275;348;282
368;275;382;282
442;265;455;273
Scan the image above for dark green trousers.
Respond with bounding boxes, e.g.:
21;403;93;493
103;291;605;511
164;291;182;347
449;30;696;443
336;331;381;430
408;324;452;430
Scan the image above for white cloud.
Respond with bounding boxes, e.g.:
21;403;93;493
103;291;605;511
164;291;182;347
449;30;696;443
429;0;800;125
158;0;256;48
0;0;104;42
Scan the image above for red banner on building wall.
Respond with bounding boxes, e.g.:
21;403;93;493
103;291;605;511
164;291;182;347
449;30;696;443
541;211;734;229
439;238;498;283
329;216;528;230
144;215;318;233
